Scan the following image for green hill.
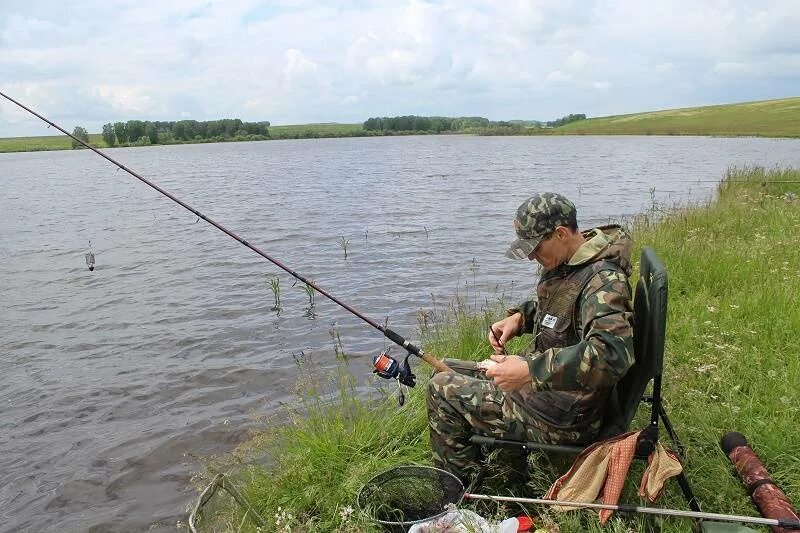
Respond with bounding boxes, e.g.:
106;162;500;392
552;97;800;137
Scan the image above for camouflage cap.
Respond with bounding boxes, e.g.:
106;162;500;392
505;192;577;260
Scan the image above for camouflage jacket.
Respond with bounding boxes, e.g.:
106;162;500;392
508;225;634;443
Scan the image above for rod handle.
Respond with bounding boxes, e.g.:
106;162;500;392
384;328;452;372
420;352;452;373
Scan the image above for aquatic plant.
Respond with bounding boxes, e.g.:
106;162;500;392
301;282;315;308
329;323;345;359
299;282;316;318
339;236;350;259
268;276;281;310
469;257;479;275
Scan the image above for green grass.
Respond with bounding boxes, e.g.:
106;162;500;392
549;97;800;137
0;133;105;152
193;165;800;532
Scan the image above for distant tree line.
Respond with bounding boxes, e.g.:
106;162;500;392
97;119;271;147
545;113;586;128
68;112;589;150
362;115;520;133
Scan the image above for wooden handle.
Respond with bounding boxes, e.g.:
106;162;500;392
421;352;452;373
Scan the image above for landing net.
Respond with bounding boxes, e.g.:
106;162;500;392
357;465;465;526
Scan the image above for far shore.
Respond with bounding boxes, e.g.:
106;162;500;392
2;96;798;153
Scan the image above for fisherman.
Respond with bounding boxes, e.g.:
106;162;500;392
426;192;635;482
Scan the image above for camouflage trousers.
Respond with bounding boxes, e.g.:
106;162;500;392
426;359;563;482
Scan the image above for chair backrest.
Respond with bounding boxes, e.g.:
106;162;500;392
606;246;668;434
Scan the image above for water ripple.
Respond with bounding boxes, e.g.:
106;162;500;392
2;135;800;531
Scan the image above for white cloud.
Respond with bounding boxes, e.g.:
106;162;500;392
711;54;800;78
566;50;588;71
1;13;58;45
653;63;674;75
546;70;572;84
592;81;611;91
1;0;799;135
90;85;155;114
282;49;322;92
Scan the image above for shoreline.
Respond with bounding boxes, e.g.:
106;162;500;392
195;165;800;532
4;130;800;155
4;96;797;153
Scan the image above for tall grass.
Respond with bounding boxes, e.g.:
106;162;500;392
197;166;799;532
626;166;800;521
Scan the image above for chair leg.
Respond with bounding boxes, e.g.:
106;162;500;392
659;408;686;460
675;470;702;512
659;409;701;512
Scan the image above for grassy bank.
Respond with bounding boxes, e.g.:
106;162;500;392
0;125;366;153
0;133;104;152
548;97;800;137
194;166;800;532
0;127;364;153
0;124;419;152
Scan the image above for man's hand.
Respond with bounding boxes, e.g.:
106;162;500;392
489;312;523;354
479;354;532;392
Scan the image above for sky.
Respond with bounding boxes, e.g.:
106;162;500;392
1;0;799;137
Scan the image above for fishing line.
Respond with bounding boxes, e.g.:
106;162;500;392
0;90;451;374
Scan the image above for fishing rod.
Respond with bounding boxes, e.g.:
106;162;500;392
0;91;451;378
463;493;800;529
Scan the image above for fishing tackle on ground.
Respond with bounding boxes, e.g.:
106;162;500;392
0;90;452;377
721;432;800;533
357;465;800;530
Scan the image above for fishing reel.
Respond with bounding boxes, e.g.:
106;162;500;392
372;350;416;406
372;350;416;387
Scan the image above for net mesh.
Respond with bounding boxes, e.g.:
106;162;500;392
357;466;465;526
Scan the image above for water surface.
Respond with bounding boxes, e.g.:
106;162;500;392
2;135;799;532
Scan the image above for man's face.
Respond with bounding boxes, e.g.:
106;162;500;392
527;229;567;270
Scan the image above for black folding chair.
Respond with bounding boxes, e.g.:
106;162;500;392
470;246;700;511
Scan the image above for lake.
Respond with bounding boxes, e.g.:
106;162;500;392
2;135;799;532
